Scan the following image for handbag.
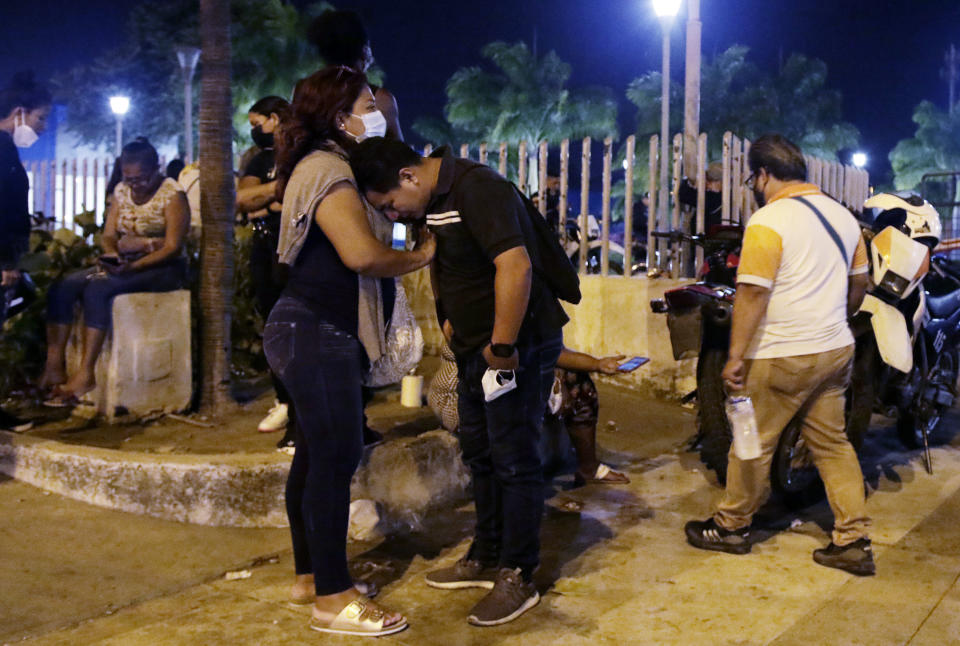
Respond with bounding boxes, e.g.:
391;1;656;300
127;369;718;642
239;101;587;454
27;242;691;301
364;279;424;387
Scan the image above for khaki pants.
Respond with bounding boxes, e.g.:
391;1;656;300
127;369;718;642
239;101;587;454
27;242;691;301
714;345;870;546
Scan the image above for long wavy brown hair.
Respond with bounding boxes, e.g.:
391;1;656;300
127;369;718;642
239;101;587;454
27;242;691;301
274;66;369;200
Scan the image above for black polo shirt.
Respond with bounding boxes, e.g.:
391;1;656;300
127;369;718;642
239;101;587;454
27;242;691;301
426;147;567;357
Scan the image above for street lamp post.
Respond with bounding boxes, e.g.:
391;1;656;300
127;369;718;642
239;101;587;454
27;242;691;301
176;46;201;164
109;95;130;157
652;0;681;270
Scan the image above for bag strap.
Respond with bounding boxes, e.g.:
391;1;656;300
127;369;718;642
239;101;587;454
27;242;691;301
791;196;849;268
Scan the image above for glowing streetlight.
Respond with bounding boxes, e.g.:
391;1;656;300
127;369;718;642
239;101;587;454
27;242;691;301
852;152;867;168
652;0;681;270
109;95;130;157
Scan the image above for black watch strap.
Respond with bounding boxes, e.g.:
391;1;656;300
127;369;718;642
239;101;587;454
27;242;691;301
490;343;516;358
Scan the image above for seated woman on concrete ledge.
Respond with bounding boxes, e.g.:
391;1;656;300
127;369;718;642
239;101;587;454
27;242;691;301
39;138;189;406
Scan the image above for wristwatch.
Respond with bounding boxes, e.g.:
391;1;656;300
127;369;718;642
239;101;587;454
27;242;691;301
490;343;516;358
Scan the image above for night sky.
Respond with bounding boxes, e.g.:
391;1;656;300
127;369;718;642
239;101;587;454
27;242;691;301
3;0;960;181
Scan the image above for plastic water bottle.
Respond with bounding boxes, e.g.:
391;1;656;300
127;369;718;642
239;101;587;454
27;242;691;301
726;396;761;460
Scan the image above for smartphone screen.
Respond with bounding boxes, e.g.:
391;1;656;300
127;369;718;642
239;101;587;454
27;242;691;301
618;356;650;372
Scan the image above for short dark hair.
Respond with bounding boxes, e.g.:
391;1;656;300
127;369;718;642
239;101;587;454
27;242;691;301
0;71;51;117
248;95;289;118
308;10;368;67
748;134;807;182
120;137;159;171
350;137;423;194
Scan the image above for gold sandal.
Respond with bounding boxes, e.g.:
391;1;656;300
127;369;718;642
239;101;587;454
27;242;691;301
309;597;407;637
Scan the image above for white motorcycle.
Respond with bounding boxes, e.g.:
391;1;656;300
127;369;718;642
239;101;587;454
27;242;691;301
777;193;947;500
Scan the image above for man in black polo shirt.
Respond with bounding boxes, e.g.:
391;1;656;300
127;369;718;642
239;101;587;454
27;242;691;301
351;138;567;626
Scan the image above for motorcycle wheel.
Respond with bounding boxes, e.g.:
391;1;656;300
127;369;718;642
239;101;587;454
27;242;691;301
896;348;956;449
771;335;877;506
695;345;732;484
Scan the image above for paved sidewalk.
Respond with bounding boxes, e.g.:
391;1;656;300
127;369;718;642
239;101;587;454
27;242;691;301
3;385;960;645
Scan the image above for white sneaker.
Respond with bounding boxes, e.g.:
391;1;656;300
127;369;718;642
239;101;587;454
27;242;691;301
258;400;288;432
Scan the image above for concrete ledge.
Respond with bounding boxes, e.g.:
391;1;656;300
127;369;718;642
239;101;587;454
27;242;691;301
0;428;469;530
405;269;699;398
0;430;290;527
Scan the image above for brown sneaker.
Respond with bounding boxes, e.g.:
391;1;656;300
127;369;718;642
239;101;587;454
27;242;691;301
425;558;498;590
467;567;539;626
813;538;876;576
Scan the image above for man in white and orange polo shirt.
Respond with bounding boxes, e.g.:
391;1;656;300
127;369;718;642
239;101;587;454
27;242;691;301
685;134;874;576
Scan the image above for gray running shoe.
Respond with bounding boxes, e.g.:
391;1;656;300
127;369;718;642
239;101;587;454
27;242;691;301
467;567;539;626
425;558;498;590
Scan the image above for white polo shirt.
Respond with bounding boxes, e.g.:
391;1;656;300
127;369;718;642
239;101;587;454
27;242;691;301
737;183;868;359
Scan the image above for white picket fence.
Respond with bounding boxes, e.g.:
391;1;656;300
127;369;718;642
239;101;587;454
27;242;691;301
425;132;870;278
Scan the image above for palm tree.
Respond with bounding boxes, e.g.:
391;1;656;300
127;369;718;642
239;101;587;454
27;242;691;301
415;41;618;147
198;0;235;415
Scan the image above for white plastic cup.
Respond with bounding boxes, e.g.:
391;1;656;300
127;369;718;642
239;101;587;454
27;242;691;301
400;375;424;408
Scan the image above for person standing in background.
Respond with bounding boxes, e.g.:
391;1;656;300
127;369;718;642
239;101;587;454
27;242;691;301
236;96;297;449
0;72;51;431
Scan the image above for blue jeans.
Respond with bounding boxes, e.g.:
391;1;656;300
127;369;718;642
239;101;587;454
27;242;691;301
47;259;187;330
455;332;563;580
263;295;364;596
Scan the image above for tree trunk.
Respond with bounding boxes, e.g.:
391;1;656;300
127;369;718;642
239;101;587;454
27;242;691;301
198;0;235;415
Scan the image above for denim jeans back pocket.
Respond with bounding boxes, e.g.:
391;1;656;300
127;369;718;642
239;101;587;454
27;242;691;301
263;321;296;379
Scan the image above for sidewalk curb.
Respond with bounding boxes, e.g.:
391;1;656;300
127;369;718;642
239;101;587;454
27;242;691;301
0;430;291;527
0;429;469;529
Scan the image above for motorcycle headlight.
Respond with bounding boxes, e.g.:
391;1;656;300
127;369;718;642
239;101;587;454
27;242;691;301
877;270;909;297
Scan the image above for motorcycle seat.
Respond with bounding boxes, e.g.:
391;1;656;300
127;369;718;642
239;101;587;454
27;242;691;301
933;254;960;282
926;288;960;320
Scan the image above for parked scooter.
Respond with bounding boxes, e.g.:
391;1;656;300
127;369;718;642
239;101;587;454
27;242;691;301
564;215;645;275
648;225;744;485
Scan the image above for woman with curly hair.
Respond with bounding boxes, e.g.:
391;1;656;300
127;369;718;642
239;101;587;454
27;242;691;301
265;66;434;637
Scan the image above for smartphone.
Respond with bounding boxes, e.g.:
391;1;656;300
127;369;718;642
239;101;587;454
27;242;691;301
99;255;121;266
618;356;650;372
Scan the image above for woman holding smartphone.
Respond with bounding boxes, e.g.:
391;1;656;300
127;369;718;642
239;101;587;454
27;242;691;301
39;138;189;405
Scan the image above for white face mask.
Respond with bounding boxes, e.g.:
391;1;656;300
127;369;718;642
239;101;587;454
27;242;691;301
13;112;38;148
346;110;387;142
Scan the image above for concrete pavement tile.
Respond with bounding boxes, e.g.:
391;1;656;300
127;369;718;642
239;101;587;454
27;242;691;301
892;471;960;557
768;548;960;646
908;584;960;646
0;479;288;643
863;446;960;545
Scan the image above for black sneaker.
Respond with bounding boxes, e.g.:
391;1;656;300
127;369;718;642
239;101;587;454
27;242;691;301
684;518;752;554
275;427;295;454
425;558;498;590
0;408;32;432
813;538;875;576
467;567;539;626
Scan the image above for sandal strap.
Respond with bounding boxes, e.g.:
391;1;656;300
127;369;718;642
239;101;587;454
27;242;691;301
328;598;386;632
594;464;611;480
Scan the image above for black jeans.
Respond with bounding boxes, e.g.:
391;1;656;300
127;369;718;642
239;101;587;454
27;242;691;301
455;332;563;580
263;295;364;595
250;217;290;404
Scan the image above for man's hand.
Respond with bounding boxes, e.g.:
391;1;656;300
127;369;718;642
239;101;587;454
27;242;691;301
1;269;21;288
595;354;626;375
414;227;437;264
722;356;746;393
483;343;519;371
